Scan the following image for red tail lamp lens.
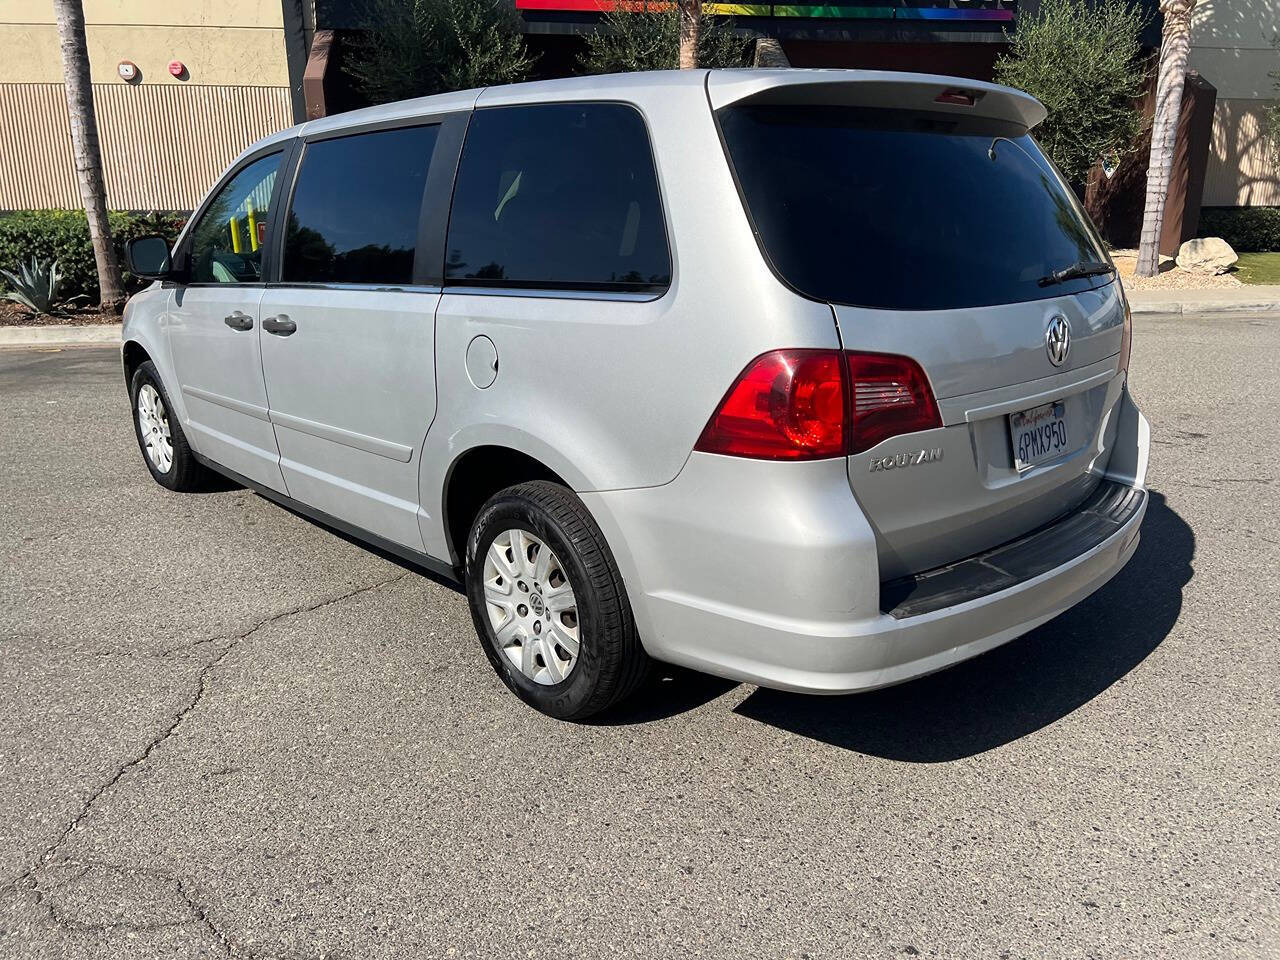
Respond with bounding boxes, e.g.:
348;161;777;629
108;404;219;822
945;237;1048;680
846;352;942;454
696;350;942;460
695;349;847;460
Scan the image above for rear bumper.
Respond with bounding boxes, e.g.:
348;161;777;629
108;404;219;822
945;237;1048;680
880;479;1145;619
582;386;1149;695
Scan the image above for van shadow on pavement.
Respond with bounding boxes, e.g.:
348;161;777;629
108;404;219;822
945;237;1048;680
729;491;1192;761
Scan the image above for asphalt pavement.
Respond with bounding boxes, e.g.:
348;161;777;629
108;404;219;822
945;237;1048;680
0;314;1276;959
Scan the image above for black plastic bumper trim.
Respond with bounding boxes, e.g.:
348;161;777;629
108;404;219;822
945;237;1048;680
879;479;1146;620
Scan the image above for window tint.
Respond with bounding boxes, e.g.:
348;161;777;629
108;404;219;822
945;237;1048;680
188;152;281;284
717;105;1110;311
445;104;670;292
283;124;439;285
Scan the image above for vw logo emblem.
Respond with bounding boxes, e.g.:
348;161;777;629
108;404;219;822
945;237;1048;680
1045;315;1071;367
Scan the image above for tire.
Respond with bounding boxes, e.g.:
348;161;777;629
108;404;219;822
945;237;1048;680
129;360;209;492
465;480;649;720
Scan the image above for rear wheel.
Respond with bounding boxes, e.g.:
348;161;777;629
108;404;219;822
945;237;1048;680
465;481;648;720
129;361;209;492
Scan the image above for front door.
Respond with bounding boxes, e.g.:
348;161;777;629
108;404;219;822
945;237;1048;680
167;150;287;491
258;123;445;550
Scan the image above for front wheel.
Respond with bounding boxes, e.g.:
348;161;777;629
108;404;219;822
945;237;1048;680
129;360;209;492
465;481;648;720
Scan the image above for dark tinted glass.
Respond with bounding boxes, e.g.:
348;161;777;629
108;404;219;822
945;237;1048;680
718;105;1110;311
445;104;671;292
189;151;281;284
283;124;438;285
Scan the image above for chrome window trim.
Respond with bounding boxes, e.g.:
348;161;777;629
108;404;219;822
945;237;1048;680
439;285;665;304
264;282;444;295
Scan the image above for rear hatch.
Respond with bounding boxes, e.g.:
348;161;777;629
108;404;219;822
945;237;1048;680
712;72;1128;579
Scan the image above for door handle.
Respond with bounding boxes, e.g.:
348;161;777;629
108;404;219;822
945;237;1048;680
223;311;253;331
262;314;297;337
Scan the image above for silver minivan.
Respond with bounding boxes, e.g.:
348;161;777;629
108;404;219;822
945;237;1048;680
122;69;1149;720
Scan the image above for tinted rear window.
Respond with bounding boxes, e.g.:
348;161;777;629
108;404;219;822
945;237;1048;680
283;124;438;285
445;103;671;292
718;105;1109;311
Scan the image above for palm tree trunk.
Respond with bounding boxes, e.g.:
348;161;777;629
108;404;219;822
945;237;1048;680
1135;0;1196;278
53;0;124;311
678;0;701;69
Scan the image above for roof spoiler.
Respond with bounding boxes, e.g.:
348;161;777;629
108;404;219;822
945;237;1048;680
706;70;1047;131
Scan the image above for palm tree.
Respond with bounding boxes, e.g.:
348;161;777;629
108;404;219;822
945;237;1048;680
678;0;700;69
53;0;124;310
1135;0;1198;278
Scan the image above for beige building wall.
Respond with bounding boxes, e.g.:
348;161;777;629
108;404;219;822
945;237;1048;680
1;0;296;210
1188;0;1280;206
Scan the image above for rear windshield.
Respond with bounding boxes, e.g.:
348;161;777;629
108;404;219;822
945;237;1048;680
717;105;1110;311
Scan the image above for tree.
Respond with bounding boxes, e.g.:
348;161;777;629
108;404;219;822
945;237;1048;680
1136;0;1198;277
678;0;700;69
579;1;746;74
1266;34;1279;167
345;0;534;104
993;0;1148;189
53;0;124;311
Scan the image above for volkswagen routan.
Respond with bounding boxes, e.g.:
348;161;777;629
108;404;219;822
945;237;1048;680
121;69;1149;719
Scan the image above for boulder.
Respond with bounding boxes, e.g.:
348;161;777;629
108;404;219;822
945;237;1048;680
1176;237;1238;275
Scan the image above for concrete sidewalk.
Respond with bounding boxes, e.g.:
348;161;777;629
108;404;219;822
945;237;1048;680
0;323;121;347
1125;284;1280;317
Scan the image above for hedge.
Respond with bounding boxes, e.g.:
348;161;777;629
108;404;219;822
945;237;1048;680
0;210;187;305
1196;206;1280;253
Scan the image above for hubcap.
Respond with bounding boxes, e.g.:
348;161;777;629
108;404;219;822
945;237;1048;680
482;528;580;685
136;383;173;474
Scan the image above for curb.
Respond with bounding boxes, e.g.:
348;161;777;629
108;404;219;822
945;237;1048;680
1129;300;1280;318
0;323;121;347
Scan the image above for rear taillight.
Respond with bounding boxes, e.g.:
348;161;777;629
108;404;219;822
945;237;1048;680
846;351;942;454
694;349;941;461
695;350;847;460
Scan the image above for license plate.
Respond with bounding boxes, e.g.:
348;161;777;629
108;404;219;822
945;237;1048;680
1009;400;1070;472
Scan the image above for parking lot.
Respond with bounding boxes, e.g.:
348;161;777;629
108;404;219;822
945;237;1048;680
0;312;1276;959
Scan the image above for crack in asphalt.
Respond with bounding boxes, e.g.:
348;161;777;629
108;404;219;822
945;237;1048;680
16;863;190;937
6;571;410;957
1174;476;1275;490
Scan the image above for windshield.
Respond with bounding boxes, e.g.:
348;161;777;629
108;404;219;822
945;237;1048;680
717;105;1111;311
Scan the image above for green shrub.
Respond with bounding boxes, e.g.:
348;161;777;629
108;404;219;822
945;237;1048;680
0;210;186;305
994;0;1149;188
1197;207;1280;253
578;3;748;73
344;0;535;104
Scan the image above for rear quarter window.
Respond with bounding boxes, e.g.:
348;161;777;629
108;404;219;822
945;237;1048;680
717;105;1110;311
444;103;671;293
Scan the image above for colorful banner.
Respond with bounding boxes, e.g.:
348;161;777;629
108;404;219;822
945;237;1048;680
514;0;1014;19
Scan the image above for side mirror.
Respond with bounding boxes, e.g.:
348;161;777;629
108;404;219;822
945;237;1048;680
125;235;174;279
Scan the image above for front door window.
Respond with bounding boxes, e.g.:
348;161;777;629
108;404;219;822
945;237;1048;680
187;152;282;284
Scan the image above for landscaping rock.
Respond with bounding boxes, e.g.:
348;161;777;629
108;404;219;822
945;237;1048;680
1176;237;1238;275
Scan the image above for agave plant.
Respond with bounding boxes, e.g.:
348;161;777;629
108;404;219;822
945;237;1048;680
1;256;87;316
